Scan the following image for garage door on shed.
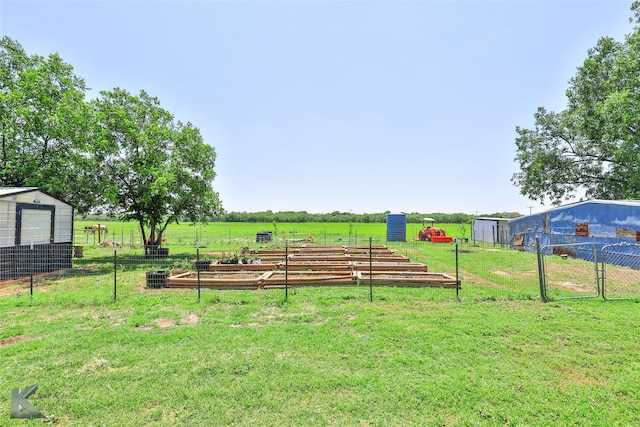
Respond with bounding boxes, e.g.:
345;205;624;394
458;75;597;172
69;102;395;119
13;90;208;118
17;204;54;245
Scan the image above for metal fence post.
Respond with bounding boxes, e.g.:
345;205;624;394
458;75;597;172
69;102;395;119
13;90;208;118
455;240;460;301
113;247;117;302
29;241;34;298
600;245;607;300
369;237;373;302
536;237;546;302
285;242;289;300
196;245;201;302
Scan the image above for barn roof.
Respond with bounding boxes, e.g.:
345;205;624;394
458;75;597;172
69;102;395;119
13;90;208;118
541;199;640;214
509;199;640;224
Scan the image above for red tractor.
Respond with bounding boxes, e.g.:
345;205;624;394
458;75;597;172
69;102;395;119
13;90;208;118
416;218;453;243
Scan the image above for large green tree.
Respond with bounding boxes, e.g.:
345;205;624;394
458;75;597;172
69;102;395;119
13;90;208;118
0;36;95;211
1;37;222;247
92;88;221;254
512;3;640;205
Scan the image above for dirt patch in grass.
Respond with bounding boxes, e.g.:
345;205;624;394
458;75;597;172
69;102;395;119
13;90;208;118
0;335;29;347
458;269;495;286
491;270;510;277
79;358;111;373
0;280;36;297
560;369;608;388
230;322;263;328
155;312;198;328
156;318;176;328
0;270;69;296
180;313;199;325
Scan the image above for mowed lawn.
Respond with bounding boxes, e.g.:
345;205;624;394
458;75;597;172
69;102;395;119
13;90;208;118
2;287;640;426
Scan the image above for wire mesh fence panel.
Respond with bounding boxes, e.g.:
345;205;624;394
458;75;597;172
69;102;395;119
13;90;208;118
452;241;540;300
540;243;600;301
602;244;640;300
1;228;562;306
0;244;115;305
349;238;460;300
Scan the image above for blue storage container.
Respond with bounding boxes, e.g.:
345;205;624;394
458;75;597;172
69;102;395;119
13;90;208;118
386;213;407;242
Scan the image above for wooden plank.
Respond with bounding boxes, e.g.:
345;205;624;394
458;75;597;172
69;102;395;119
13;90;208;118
208;263;277;272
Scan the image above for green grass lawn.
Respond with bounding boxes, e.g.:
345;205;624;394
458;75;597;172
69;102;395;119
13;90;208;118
2;287;640;426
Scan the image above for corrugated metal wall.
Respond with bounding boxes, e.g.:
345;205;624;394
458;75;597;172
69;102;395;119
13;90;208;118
473;219;510;245
509;201;640;268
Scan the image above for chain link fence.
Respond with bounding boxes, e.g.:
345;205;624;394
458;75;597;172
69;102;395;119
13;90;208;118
539;242;600;301
537;241;640;301
601;243;640;300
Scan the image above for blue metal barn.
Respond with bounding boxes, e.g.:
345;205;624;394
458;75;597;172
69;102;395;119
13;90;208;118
508;200;640;268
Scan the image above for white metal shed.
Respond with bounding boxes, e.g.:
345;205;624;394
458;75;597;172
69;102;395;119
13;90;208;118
472;217;510;245
0;187;74;279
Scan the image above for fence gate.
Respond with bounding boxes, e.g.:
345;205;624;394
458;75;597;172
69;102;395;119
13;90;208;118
601;243;640;300
539;242;600;301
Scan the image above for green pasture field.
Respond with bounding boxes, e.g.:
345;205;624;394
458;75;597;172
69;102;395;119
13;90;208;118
2;221;639;425
73;220;467;247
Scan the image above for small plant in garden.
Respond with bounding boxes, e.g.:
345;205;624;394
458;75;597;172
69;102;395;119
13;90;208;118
218;254;239;264
171;258;192;275
456;221;472;244
217;250;260;265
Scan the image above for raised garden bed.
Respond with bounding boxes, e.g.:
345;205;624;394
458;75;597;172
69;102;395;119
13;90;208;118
275;261;353;272
150;245;458;291
207;262;276;272
166;271;263;290
347;254;411;262
356;271;459;288
352;262;429;272
260;271;358;288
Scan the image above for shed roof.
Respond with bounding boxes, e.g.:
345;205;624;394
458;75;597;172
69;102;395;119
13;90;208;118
0;187;72;208
0;187;39;198
475;217;511;222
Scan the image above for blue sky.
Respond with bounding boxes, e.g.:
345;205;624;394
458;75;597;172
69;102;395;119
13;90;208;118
1;1;634;215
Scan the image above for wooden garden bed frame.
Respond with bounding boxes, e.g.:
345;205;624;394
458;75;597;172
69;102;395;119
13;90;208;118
356;271;459;288
162;245;459;290
261;271;358;288
166;271;263;290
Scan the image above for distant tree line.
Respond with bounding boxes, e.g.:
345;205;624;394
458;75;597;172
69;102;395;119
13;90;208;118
216;211;522;224
80;210;522;224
